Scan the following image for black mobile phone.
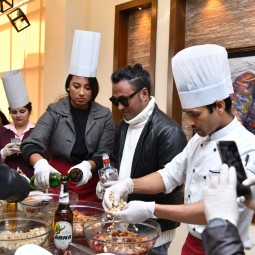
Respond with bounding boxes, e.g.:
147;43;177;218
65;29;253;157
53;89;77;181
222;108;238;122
217;141;251;197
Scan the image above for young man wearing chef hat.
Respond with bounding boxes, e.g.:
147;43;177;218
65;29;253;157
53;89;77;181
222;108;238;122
102;44;255;254
21;30;114;202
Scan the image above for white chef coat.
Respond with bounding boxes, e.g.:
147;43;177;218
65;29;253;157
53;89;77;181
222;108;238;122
158;117;255;249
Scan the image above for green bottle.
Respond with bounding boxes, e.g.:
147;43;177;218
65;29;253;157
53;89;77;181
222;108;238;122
30;168;83;190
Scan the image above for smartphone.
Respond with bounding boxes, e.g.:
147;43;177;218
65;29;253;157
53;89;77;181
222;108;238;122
11;138;21;145
217;141;251;197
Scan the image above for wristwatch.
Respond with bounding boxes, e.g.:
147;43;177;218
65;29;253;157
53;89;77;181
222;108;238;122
207;218;228;228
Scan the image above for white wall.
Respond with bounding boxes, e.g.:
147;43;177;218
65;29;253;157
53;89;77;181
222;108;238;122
43;0;171;114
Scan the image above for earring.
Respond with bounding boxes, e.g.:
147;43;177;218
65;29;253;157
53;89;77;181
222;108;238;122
67;88;70;91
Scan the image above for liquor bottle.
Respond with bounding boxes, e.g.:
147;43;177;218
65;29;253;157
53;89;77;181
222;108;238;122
98;153;119;184
30;168;83;190
53;180;73;250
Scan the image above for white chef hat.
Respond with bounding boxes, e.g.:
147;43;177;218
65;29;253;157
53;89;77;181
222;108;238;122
172;44;234;109
1;70;30;108
69;30;101;77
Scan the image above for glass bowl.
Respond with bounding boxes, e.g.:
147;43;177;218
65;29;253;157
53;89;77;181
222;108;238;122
0;212;52;255
71;200;106;239
84;219;161;255
18;189;78;217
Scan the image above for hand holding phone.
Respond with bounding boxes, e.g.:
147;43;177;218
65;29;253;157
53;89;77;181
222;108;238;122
217;141;251;198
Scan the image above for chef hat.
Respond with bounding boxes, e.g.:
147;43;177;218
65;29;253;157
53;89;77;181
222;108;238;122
172;44;234;109
69;30;101;77
1;70;29;108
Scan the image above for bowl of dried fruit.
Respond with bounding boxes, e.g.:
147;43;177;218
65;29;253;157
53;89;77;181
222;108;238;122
71;200;106;239
83;218;161;255
0;212;52;255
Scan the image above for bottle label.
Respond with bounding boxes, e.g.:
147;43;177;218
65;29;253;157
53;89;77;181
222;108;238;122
54;221;72;249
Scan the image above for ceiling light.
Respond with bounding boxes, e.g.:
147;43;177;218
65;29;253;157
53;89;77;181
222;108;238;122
0;0;13;13
7;7;30;32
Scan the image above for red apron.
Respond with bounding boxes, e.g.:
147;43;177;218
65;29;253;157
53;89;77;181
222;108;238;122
181;234;205;255
49;158;101;203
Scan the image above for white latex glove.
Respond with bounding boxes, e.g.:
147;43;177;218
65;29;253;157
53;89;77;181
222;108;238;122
68;161;92;186
103;178;134;212
112;201;156;224
1;143;20;160
202;164;238;226
15;244;53;255
34;159;60;190
96;180;119;200
238;170;255;210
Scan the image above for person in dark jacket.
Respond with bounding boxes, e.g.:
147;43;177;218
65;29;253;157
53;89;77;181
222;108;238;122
202;164;245;255
0;110;9;127
0;163;30;202
97;63;187;254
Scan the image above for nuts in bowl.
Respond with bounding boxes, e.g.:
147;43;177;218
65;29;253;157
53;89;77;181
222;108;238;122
0;212;52;255
84;219;161;255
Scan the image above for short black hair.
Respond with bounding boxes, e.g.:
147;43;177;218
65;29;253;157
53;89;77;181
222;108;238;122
111;63;151;95
65;74;99;101
8;102;32;114
206;97;232;113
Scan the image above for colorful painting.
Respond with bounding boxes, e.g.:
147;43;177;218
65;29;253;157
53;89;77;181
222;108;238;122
228;50;255;134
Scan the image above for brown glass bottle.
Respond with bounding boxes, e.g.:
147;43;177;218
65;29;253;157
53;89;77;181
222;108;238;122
53;180;73;250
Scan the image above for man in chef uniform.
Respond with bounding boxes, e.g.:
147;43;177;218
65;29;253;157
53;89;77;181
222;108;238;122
102;44;255;255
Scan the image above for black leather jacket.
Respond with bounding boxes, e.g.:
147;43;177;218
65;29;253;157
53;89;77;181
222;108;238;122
0;163;30;202
111;104;187;231
202;221;245;255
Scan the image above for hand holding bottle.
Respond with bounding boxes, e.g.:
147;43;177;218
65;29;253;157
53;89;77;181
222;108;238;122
33;159;60;190
68;161;92;186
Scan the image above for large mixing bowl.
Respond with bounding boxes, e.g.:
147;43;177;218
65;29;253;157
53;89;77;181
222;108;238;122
84;219;161;255
0;212;52;255
71;201;105;239
18;189;78;217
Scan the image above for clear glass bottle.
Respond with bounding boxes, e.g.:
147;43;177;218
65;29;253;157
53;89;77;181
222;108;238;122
30;168;83;189
53;180;73;250
98;153;119;184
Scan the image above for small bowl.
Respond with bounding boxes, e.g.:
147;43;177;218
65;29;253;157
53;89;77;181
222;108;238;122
18;189;78;217
0;212;52;255
84;219;161;255
71;201;105;239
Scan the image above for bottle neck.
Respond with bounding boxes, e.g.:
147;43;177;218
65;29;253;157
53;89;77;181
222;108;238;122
103;158;111;168
59;182;69;204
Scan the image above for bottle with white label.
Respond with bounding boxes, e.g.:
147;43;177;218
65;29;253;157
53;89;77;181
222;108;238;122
98;153;119;184
53;180;73;250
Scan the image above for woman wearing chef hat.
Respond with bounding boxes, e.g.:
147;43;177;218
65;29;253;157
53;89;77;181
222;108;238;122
0;70;35;178
21;30;114;202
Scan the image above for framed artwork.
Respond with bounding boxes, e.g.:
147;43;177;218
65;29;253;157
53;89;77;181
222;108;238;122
228;47;255;135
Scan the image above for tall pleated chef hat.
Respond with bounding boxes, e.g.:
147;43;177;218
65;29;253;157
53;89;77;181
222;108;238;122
172;44;234;109
1;70;29;108
69;30;101;77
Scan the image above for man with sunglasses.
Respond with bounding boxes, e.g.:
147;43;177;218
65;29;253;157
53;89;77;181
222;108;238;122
96;63;187;255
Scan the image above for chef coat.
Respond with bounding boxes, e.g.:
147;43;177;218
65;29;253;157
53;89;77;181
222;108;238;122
158;117;255;249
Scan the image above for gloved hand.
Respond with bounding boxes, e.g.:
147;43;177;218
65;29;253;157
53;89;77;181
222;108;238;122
34;159;60;190
103;178;134;212
96;180;119;200
1;143;20;160
238;170;255;210
68;161;92;186
112;201;156;224
202;164;238;226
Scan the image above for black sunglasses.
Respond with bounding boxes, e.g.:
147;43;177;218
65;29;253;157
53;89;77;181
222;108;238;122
109;87;143;107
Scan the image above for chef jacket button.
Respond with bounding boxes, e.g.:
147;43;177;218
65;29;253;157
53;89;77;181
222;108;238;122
203;176;206;179
193;227;196;232
201;144;203;147
193;168;195;173
188;194;190;198
213;148;216;152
